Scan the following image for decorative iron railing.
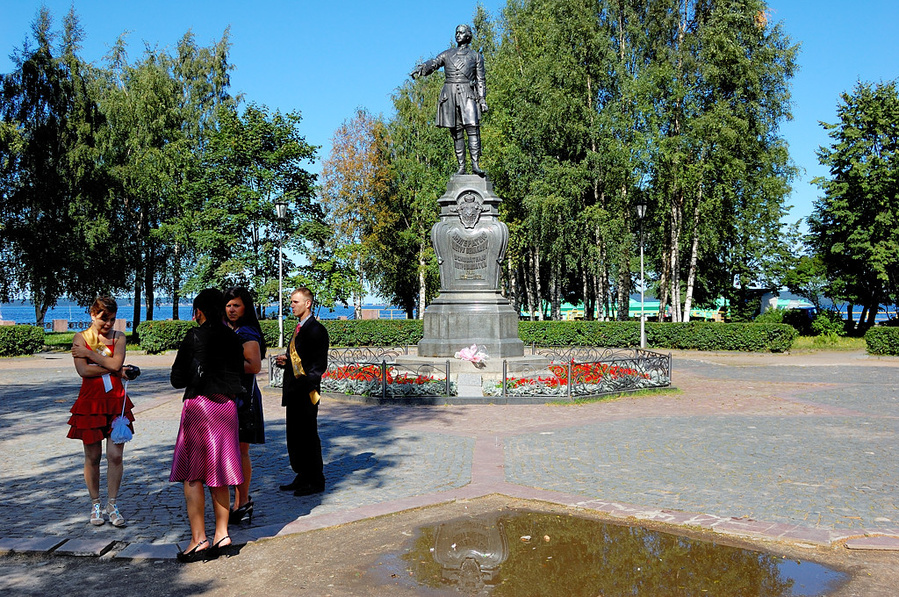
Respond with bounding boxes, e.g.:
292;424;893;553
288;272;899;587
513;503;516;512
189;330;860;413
271;346;454;399
270;345;670;402
320;359;453;399
269;346;411;388
482;346;671;400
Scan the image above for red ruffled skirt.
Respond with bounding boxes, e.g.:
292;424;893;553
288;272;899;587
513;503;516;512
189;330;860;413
67;374;135;445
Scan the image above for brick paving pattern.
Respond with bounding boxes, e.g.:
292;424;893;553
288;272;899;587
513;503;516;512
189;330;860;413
0;348;897;557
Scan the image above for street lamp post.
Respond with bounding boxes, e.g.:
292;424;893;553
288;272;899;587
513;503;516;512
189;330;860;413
636;201;647;349
275;199;288;348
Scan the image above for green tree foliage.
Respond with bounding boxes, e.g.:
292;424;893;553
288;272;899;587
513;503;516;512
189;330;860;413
782;254;829;311
0;8;115;323
381;74;448;317
194;103;318;312
97;30;234;328
319;109;391;317
808;80;899;327
464;0;797;323
1;8;321;326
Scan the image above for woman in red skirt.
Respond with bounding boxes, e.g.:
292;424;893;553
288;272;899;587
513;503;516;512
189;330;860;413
170;288;246;562
68;296;136;527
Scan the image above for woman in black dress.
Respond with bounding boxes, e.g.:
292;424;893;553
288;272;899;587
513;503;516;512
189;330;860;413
223;287;266;524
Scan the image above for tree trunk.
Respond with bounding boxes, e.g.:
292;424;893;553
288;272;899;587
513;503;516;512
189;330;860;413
533;246;544;321
417;240;427;320
583;268;593;321
657;256;670;323
669;193;683;322
132;275;142;338
524;261;535;321
595;225;610;321
172;243;181;320
666;0;687;323
144;249;155;322
601;261;612;321
550;265;561;320
508;258;520;315
354;257;363;320
34;301;50;328
682;186;702;322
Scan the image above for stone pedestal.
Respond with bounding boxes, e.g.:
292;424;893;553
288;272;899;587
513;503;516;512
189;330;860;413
417;175;524;359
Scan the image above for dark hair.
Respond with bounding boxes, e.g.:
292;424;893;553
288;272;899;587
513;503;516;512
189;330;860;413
89;296;117;316
193;288;225;324
224;286;267;357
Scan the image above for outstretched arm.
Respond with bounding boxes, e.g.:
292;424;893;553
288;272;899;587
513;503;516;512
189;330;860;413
411;55;442;79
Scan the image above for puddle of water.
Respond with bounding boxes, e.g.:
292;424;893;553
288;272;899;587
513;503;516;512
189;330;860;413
396;510;848;596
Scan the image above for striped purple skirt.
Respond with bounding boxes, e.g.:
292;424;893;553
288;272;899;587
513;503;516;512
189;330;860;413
170;394;244;487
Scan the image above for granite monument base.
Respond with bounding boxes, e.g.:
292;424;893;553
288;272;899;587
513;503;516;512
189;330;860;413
417;290;525;359
394;353;550;397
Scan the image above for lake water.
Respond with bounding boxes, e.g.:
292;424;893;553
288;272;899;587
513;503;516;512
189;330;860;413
0;300;410;330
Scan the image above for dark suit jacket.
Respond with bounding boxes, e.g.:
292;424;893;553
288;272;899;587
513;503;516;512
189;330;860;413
281;316;329;406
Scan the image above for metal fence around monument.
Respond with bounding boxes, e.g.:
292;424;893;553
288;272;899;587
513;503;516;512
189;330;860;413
493;346;671;401
269;346;454;401
269;345;670;403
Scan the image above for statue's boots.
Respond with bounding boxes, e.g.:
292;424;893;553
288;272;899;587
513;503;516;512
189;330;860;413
467;128;485;177
453;130;467;175
455;150;467;175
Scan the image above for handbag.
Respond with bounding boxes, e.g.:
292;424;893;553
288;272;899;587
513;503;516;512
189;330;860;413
237;378;257;437
110;380;133;444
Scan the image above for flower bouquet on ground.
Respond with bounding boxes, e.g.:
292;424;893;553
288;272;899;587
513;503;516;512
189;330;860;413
454;344;488;368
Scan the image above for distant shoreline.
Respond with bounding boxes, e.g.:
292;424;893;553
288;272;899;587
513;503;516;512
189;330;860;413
1;302;409;327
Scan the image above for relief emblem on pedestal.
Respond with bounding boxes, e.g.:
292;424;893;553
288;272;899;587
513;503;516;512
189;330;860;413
450;190;488;229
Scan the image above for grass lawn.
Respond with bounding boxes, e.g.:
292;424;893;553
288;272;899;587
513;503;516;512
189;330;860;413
791;335;866;351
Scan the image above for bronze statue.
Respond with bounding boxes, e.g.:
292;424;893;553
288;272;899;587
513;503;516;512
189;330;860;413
411;24;488;176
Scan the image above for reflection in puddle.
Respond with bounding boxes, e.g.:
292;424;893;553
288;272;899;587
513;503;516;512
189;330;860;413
401;511;848;596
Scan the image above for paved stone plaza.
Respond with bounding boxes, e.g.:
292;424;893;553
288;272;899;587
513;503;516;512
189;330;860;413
1;348;897;559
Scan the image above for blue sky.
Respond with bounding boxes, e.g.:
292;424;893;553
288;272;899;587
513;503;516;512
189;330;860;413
2;0;898;227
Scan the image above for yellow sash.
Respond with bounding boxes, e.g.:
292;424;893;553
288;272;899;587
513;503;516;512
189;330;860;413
288;326;321;405
82;327;112;357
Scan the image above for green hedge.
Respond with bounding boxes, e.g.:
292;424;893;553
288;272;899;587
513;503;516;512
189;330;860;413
136;318;797;354
0;325;45;357
138;318;426;353
864;327;899;355
647;322;797;352
519;321;796;352
137;320;198;354
324;319;423;346
519;321;636;347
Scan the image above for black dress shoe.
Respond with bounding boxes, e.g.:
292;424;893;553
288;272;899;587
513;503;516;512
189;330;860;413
176;539;210;563
228;498;254;525
279;476;303;491
293;483;325;497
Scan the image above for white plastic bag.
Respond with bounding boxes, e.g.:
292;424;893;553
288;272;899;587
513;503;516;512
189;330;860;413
110;416;132;444
110;380;133;444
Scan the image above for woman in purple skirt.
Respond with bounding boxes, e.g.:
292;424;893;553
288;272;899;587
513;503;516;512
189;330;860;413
170;288;246;562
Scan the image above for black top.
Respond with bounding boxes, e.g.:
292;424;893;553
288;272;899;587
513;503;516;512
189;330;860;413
171;321;245;400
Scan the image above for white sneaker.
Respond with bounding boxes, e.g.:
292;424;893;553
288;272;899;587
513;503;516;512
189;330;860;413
90;503;104;526
106;503;126;527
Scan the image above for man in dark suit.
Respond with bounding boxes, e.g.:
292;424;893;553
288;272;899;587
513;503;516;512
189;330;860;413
275;287;329;496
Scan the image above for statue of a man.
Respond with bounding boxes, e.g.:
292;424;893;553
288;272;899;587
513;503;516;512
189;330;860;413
411;24;489;176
